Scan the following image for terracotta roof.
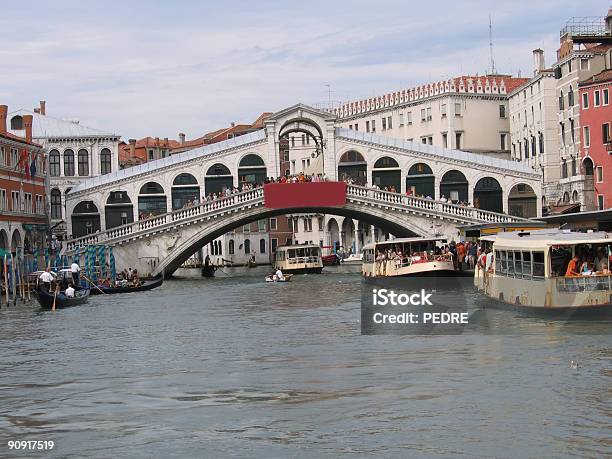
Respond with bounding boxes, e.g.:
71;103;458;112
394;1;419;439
579;68;612;86
251;112;273;129
0;131;43;148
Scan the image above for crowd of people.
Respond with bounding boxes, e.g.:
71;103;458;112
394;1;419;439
563;246;610;277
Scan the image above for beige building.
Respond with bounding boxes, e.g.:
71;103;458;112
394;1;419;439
333;75;529;159
509;49;561;194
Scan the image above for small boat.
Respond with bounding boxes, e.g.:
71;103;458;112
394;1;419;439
89;276;163;295
265;274;293;282
322;254;340;266
34;286;90;309
341;253;363;265
201;264;217;277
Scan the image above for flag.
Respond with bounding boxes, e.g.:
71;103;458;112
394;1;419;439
17;148;28;170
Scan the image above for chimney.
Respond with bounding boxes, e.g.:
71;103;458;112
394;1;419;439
39;100;46;116
23;114;33;143
0;105;7;134
179;132;185;144
533;48;545;74
163;137;168;145
155;136;159;146
34;108;40;114
129;138;136;157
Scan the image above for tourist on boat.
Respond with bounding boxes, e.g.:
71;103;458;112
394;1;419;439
595;248;608;272
65;283;75;298
132;269;141;287
580;257;595;275
70;261;80;285
275;268;285;281
565;255;581;277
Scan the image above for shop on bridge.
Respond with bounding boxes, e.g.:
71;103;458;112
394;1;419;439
138;182;167;218
337;150;367;185
440;170;469;203
473;177;503;213
172;173;200;210
405;163;434;198
371;156;401;191
205;163;233;195
238;154;266;186
105;191;134;229
71;201;101;238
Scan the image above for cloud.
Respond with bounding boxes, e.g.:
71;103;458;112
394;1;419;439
0;0;606;139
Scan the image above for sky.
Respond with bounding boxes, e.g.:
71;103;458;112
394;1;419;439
0;0;606;140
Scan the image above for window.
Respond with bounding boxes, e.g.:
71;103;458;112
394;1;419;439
426;107;432;121
560;122;565;145
531;136;536;157
259;238;266;254
382;117;387;130
580;58;589;70
500;133;507;150
49;150;60;176
441;104;447;117
421;137;427;144
366;121;370;132
271;238;278;253
399;113;404;126
427;136;432;145
303;218;312;232
561;160;568;178
244;239;250;254
50;189;62;219
0;146;4;166
317;216;323;230
258;220;266;232
349;125;353;130
568;86;574;106
442;133;448;148
11;191;19;212
0;189;6;210
148;149;154;160
582;92;589;109
454;103;462;116
421;108;426;122
78;149;89;176
594;90;601;107
571;157;577;176
583;126;590;147
291;136;295;147
524;138;528;158
598;195;604;210
499;105;506;118
604;89;609;106
301;134;306;146
387;116;392;129
63;149;74;176
243;223;250;232
99;148;112;175
269;217;277;230
229;239;235;254
559;90;564;110
596;166;603;183
570;118;575;143
603;123;611;144
354;123;358;131
407;112;412;125
371;120;376;132
568;60;572;72
455;132;462;149
539;132;544;154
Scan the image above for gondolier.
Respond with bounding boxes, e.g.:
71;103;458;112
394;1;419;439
39;268;55;292
70;261;81;285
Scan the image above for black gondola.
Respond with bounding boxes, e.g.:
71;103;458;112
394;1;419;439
89;276;164;295
33;286;90;309
201;264;216;277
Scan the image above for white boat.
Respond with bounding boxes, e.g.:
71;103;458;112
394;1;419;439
361;237;455;277
265;274;293;283
340;253;363;265
274;244;323;274
474;229;612;310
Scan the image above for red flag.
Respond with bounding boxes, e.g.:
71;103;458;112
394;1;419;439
18;148;28;170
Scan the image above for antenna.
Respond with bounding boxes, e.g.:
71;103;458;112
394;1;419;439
325;84;332;110
488;14;496;75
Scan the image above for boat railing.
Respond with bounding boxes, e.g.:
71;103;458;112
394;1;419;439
556;275;612;292
288;256;320;264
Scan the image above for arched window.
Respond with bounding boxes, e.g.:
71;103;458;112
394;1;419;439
139;182;164;194
217;240;222;256
10;116;23;130
100;148;112;175
239;154;265;167
568;85;574;107
229;239;235;255
572;190;579;202
339;150;365;163
50;189;62;219
206;163;231;176
244;239;251;254
373;156;400;169
49;150;60;176
583;157;594;176
173;173;198;185
78;149;89;176
259;238;266;254
64;149;75;176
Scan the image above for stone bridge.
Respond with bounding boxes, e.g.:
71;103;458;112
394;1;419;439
64;183;531;276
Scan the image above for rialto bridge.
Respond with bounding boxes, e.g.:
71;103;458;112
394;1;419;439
63;104;541;276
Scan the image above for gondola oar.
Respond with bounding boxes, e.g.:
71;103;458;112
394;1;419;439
81;274;107;295
52;287;58;311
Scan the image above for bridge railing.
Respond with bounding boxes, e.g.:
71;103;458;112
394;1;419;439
65;187;265;252
346;185;530;223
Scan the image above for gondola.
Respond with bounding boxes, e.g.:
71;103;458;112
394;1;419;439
265;274;293;283
89;276;163;295
201;264;216;277
33;286;90;309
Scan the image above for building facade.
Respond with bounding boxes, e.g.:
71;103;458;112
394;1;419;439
8;102;120;239
579;69;612;210
509;49;561;203
551;12;612;211
333;75;529;159
0;105;47;258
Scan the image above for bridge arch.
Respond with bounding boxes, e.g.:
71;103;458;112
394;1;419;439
138;182;167;218
205;162;233;196
473;177;503;213
508;183;538;218
371;156;401;191
105;191;134;229
238;153;267;186
406;162;434;198
71;201;101;238
440;169;469;203
172;173;199;210
337;150;367;185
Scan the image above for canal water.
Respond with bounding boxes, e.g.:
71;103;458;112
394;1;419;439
0;267;610;458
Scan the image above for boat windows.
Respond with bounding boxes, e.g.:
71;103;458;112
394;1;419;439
494;249;544;281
